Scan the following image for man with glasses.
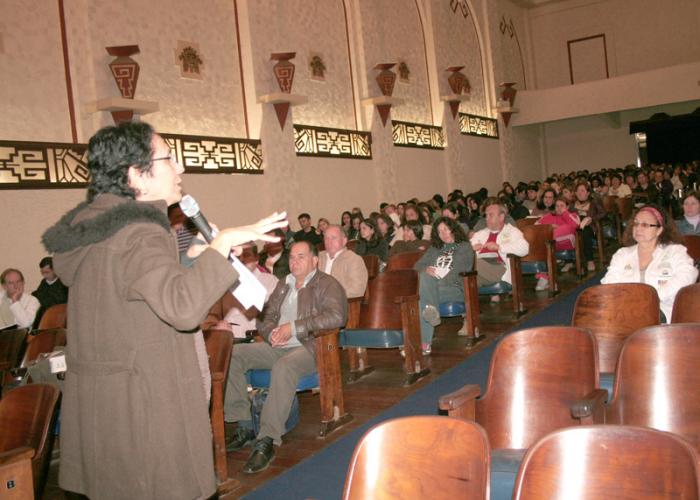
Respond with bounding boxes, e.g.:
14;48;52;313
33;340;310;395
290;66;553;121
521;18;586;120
0;268;40;330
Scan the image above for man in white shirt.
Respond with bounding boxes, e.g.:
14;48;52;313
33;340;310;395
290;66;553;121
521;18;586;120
317;225;368;298
0;268;40;330
469;198;529;293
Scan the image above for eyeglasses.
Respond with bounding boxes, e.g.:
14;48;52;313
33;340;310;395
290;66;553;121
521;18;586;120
152;155;177;164
632;221;661;228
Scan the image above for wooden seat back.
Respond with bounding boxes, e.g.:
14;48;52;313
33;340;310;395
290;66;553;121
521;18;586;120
0;329;28;372
359;270;417;330
520;224;552;262
386;250;424;271
37;303;67;330
346;239;358;252
607;324;700;450
203;329;237;492
477;327;598;449
516;217;538;229
0;384;60;498
513;425;700;500
671;283;700;323
360;254;380;280
615;196;634;223
683;235;700;264
572;283;660;373
601;195;619;215
21;328;66;367
343;416;489;500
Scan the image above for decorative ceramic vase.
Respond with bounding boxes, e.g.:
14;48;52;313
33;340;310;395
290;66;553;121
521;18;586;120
271;52;296;93
446;66;469;95
499;82;517;107
106;45;140;99
374;63;397;97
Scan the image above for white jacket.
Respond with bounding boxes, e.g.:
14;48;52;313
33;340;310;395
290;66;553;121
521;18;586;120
601;243;698;322
470;223;530;284
0;291;40;329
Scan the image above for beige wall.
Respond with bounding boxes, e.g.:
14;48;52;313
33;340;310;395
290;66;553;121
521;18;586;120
0;0;504;291
528;0;700;89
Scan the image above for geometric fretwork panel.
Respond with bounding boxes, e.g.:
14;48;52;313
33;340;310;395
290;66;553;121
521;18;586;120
0;141;89;189
459;113;499;139
392;120;446;149
161;133;263;174
293;124;372;159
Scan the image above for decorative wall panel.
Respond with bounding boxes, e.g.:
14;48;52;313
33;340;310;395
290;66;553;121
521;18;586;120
0;141;89;189
392;120;445;149
293;125;372;159
459;113;499;139
161;133;263;173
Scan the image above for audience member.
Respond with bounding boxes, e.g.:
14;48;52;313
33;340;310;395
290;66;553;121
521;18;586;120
675;191;700;235
389;221;430;257
355;218;389;263
259;228;290;279
601;205;697;322
348;213;362;240
414;217;473;353
572;182;605;271
470;198;529;302
340;211;352;235
376;214;396;245
32;256;69;328
531;188;556;216
0;268;40;330
224;241;346;473
609;173;632;198
318;225;368;298
202;246;278;337
293;213;322;246
535;197;580;289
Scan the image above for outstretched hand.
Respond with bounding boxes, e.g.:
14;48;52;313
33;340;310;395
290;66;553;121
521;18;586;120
209;211;288;258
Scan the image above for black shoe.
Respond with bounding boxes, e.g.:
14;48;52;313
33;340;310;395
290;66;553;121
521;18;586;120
225;427;256;452
243;437;275;473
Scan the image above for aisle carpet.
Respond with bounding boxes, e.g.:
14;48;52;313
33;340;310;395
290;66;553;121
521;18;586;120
244;274;603;499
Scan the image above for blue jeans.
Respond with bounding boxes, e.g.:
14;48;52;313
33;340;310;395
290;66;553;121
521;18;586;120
418;272;465;345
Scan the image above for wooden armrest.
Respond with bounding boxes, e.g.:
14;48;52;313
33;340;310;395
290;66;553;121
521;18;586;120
0;447;34;466
459;270;477;277
394;294;419;304
438;384;481;412
347;297;363;304
571;389;608;420
506;253;522;261
313;328;340;339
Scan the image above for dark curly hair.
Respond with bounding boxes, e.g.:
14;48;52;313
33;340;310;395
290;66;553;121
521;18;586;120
360;218;381;246
622;204;684;247
430;216;468;249
86;122;155;202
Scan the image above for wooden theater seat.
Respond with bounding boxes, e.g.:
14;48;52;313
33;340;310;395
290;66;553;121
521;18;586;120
512;426;700;500
671;283;700;323
683;234;700;265
440;327;602;499
0;384;61;499
573;324;700;453
571;283;660;395
340;270;429;386
203;328;239;495
36;303;67;330
246;327;352;437
385;250;425;271
343;416;489;500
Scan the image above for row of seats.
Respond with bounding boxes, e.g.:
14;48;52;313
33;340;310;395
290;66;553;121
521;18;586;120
343;322;700;498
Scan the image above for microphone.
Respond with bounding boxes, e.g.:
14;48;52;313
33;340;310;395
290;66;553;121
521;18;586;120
179;195;214;243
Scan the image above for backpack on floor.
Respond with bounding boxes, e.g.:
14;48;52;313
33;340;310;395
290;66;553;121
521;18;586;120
250;388;300;436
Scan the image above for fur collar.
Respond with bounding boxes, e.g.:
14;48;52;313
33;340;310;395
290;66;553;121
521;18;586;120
43;195;171;254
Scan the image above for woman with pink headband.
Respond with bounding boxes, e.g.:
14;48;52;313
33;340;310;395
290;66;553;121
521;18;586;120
601;204;697;322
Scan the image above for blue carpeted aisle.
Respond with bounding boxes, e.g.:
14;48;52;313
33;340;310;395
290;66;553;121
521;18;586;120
244;274;603;500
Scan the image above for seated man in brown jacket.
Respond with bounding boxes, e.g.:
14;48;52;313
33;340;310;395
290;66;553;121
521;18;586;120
317;225;367;298
224;240;347;473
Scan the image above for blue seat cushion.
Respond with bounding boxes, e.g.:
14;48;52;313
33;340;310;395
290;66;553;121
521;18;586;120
247;369;319;392
478;281;512;295
439;301;465;317
599;371;614;401
521;261;548;274
490;448;526;500
555;249;575;261
340;329;404;348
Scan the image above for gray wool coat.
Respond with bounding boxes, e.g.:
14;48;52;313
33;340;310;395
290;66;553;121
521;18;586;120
43;193;238;499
